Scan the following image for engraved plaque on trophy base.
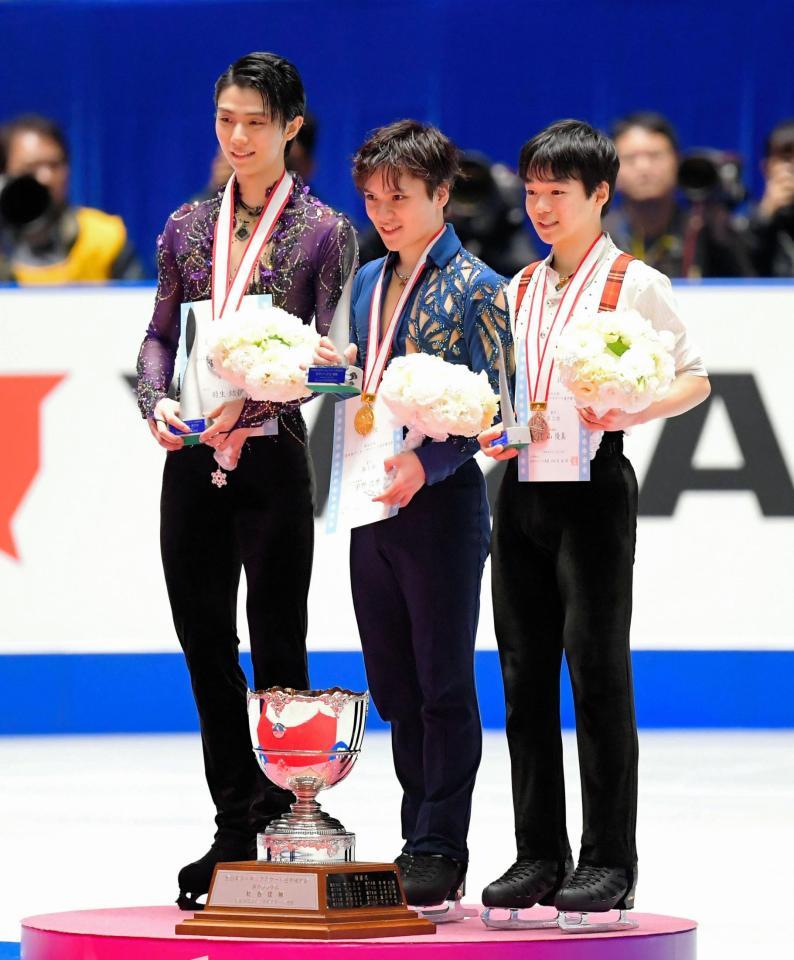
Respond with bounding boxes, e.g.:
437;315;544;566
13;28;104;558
175;860;436;940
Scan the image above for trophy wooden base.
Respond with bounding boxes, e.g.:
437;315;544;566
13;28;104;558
175;860;436;940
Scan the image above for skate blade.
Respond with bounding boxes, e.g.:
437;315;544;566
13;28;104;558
558;909;638;934
411;900;475;924
481;907;559;930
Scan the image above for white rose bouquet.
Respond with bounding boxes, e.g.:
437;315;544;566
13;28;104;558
379;352;499;448
207;305;319;403
555;309;676;416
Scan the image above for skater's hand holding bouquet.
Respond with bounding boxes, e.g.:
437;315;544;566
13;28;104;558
379;352;500;450
207;304;320;404
555;309;676;429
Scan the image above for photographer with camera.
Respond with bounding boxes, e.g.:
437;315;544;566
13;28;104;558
0;114;143;283
747;119;794;277
604;111;754;278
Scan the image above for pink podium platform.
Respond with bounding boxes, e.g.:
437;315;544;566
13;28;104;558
22;905;696;958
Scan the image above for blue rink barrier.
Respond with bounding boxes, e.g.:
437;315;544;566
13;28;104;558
0;650;791;734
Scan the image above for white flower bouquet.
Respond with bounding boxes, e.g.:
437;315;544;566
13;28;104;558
379;352;499;447
207;305;319;403
555;309;676;415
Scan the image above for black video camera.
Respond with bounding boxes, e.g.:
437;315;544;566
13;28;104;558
678;150;747;209
0;174;56;236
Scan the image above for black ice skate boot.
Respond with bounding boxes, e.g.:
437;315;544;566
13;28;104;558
481;855;573;929
554;863;638;933
176;834;256;910
400;854;468;923
394;851;414;880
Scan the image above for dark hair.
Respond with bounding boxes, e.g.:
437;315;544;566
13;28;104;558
214;52;306;154
611;111;679;153
764;118;794;158
518;119;619;215
352;119;461;198
0;114;69;173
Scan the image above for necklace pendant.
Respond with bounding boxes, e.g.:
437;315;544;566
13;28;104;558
211;467;228;488
354;393;377;436
235;224;250;241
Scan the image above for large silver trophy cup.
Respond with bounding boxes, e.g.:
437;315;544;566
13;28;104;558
247;686;368;863
176;686;437;939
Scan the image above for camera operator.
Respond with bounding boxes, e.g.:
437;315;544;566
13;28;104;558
746;119;794;277
357;149;537;274
0;114;143;283
605;111;754;278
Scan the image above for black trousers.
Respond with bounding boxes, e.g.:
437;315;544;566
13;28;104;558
491;435;639;868
350;458;490;863
160;418;313;841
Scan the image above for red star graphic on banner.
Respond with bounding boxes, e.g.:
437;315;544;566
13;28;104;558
0;374;64;560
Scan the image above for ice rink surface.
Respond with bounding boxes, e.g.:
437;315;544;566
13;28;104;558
1;730;791;959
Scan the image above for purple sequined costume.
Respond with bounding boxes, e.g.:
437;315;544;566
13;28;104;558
135;178;357;861
137;175;357;428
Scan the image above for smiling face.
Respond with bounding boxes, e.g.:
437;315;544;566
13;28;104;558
362;168;448;254
524;174;609;247
214;84;302;181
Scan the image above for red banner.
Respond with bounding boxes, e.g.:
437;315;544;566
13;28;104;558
0;375;64;560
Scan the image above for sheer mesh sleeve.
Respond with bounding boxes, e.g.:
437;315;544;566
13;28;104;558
314;216;358;338
135;212;186;418
465;278;513;395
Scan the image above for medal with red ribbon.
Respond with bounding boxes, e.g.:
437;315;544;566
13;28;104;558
354;225;447;436
211;170;293;320
517;233;606;442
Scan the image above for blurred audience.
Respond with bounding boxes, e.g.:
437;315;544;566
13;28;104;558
605;111;754;278
359;149;537;273
746;119;794;277
4;109;790;284
191;146;234;203
286;111;318;183
0;114;143;283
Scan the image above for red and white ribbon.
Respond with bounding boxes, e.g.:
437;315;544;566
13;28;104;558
211;170;293;320
518;232;607;406
362;224;447;395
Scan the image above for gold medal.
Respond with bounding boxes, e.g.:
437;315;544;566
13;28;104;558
529;402;550;443
354;393;377;436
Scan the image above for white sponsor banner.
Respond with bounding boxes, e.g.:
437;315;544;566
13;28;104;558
0;283;792;654
626;284;794;650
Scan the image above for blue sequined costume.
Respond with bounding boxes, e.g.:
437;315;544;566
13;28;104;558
350;224;512;483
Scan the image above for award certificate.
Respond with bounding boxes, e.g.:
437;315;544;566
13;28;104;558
326;395;404;533
516;368;591;483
